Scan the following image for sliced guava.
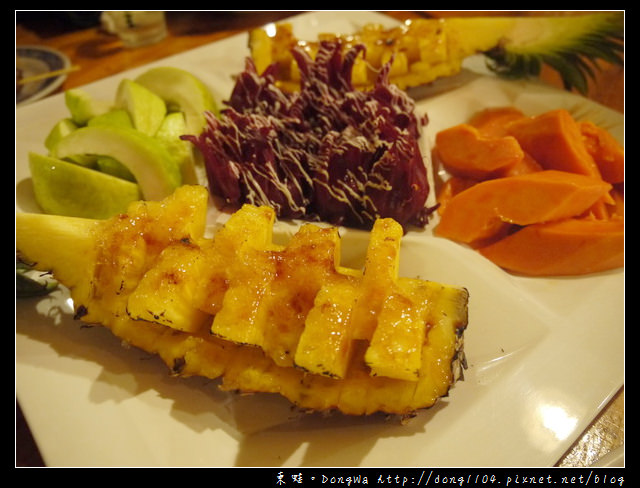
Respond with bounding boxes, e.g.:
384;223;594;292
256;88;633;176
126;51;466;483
115;79;167;136
44;118;78;152
87;108;134;129
29;152;141;219
52;125;181;200
95;156;137;182
135;66;217;134
65;89;113;126
155;112;199;184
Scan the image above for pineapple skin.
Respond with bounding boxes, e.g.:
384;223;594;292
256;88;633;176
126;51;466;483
16;185;469;416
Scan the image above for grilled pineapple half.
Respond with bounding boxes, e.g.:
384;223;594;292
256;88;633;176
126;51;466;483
249;12;623;94
16;185;469;416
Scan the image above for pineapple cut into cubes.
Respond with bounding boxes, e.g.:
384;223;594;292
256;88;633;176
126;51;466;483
16;185;469;416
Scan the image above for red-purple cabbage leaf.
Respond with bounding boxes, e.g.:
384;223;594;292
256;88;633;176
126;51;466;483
182;41;434;230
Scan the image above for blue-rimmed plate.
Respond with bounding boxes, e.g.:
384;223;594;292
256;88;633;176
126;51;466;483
16;45;71;106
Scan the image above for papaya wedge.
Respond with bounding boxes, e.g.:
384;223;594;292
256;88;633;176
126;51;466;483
435;123;525;180
477;217;624;276
506;109;602;178
435;170;613;245
468;106;527;137
579;120;624;184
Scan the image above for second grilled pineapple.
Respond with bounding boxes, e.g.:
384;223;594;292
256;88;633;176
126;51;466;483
249;13;623;94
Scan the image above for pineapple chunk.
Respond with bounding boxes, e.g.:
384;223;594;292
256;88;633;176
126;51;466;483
380;49;409;78
365;279;434;382
16;185;470;416
126;240;210;333
294;276;359;378
210;245;276;346
248;21;297;79
260;224;342;367
86;185;209;323
210;204;280;345
351;218;403;341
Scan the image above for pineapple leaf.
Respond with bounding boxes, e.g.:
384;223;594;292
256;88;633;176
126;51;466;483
16;256;58;298
483;12;624;94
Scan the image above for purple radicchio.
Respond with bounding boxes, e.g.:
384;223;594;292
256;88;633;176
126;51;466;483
182;40;434;230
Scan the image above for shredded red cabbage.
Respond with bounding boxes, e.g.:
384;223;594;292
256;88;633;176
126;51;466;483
182;41;434;230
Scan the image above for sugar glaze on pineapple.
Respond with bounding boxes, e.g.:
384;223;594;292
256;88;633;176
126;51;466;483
16;185;469;416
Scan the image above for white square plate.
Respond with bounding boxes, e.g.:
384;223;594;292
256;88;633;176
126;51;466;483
16;11;623;467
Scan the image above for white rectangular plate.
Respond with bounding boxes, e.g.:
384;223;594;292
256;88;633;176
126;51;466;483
16;11;624;467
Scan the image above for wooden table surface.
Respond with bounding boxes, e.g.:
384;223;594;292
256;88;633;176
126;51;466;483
16;10;623;468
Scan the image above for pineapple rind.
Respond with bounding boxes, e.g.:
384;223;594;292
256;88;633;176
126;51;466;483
16;185;469;416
